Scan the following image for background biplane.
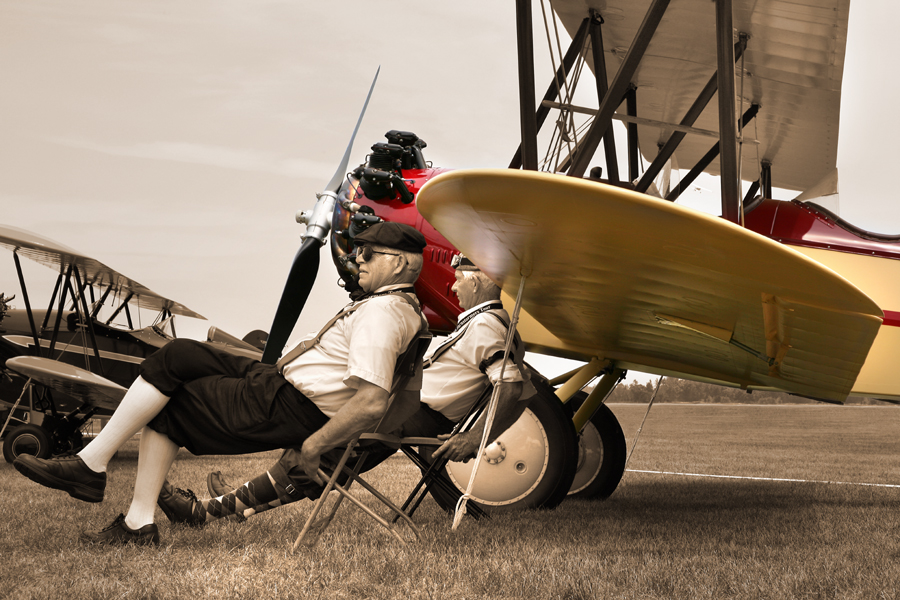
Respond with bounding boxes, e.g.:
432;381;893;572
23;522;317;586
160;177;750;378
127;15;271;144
0;225;218;462
3;0;899;514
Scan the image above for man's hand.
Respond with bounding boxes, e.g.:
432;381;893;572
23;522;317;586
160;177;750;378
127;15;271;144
299;438;324;485
432;431;479;463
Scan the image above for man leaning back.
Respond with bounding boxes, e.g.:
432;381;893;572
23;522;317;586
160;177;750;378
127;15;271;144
154;255;536;526
13;221;428;546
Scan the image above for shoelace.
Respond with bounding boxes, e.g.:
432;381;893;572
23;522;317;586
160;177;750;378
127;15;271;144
99;514;127;532
173;487;198;503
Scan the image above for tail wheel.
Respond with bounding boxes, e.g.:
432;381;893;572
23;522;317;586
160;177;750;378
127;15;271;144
567;394;626;500
3;424;52;464
427;383;578;513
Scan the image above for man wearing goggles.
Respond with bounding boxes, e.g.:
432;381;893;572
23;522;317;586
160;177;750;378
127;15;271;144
154;250;535;528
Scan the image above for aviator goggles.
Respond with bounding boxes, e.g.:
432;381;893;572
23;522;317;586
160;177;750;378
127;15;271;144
450;253;477;270
351;244;401;264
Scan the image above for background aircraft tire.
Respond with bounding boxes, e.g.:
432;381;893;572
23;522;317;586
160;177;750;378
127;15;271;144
426;383;577;514
3;424;52;464
566;394;627;500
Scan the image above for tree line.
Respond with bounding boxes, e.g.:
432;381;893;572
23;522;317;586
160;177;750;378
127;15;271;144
605;377;887;405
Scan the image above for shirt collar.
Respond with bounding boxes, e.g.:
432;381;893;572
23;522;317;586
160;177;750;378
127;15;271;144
457;299;503;321
373;283;413;294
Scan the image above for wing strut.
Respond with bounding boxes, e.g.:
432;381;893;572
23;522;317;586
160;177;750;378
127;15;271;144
46;263;73;361
715;0;740;223
589;12;620;183
626;86;639;181
509;15;590;170
635;39;747;194
12;251;42;358
72;265;105;376
666;103;759;201
567;0;672;178
40;273;62;332
515;0;539;171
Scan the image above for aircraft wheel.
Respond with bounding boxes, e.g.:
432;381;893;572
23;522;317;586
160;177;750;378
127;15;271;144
3;424;52;464
427;383;578;514
567;396;626;500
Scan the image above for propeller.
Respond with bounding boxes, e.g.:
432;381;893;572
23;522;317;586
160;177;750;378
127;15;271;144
261;67;380;364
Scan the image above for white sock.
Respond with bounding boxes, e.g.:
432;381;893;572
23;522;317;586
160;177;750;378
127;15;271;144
79;376;170;473
124;426;179;529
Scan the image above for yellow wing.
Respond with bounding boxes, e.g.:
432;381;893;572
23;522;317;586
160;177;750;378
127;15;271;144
417;169;882;402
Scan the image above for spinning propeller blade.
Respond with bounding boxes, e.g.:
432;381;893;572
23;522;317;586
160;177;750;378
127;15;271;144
325;66;380;193
260;68;380;364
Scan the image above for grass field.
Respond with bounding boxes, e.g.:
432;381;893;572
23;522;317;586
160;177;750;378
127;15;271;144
1;403;898;599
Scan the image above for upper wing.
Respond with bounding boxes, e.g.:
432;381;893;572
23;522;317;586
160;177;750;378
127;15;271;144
6;356;127;410
417;169;882;402
552;0;849;192
0;225;205;320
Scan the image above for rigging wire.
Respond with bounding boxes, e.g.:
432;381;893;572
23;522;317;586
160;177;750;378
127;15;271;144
737;33;747;226
624;376;665;469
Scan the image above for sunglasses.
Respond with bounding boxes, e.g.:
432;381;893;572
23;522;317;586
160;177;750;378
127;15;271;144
352;244;401;263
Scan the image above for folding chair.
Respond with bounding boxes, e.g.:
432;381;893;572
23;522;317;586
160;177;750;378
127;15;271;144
292;330;432;550
393;387;492;522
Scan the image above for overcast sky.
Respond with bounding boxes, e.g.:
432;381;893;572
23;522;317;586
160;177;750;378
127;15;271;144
2;0;897;382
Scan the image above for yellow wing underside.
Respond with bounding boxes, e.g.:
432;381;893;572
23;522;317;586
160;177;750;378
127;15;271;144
417;169;882;402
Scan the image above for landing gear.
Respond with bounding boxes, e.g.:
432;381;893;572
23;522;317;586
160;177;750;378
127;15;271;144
426;381;578;514
1;415;88;463
2;424;52;463
567;397;626;499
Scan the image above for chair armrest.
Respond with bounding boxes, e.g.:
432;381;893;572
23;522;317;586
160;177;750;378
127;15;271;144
398;437;443;447
358;432;403;451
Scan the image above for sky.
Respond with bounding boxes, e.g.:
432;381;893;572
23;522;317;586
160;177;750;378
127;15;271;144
2;0;898;384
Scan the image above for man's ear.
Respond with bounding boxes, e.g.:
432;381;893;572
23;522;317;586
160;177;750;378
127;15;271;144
392;256;408;277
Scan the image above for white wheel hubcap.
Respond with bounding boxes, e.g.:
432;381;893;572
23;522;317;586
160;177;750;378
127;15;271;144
445;407;549;505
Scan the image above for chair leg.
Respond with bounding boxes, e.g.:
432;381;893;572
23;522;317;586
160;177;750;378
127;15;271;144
297;450;372;543
292;440;356;552
293;442;423;550
335;466;423;543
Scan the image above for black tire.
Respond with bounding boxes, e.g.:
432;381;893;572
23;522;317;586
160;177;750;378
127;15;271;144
567;394;626;500
427;383;578;513
3;424;52;464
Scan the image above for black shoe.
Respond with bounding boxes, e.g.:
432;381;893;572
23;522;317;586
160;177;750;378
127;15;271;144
206;471;246;523
79;514;160;547
157;480;205;527
13;454;106;503
207;471;236;497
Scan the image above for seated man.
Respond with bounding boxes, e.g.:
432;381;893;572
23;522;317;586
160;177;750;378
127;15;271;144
155;254;535;526
13;222;429;547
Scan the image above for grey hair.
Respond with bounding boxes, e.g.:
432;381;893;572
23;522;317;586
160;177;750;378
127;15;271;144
461;269;501;298
370;244;423;281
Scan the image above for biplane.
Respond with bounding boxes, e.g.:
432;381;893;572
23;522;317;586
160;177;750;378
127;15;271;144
5;0;898;516
254;0;900;512
0;225;217;462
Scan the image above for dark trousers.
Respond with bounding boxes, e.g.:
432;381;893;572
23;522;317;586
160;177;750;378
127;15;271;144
141;339;330;456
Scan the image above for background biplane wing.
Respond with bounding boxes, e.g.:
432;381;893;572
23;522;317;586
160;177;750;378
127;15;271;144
417;169;883;402
551;0;849;192
6;356;126;411
0;225;204;320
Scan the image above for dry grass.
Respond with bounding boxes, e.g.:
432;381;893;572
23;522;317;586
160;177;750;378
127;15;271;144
1;403;898;599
